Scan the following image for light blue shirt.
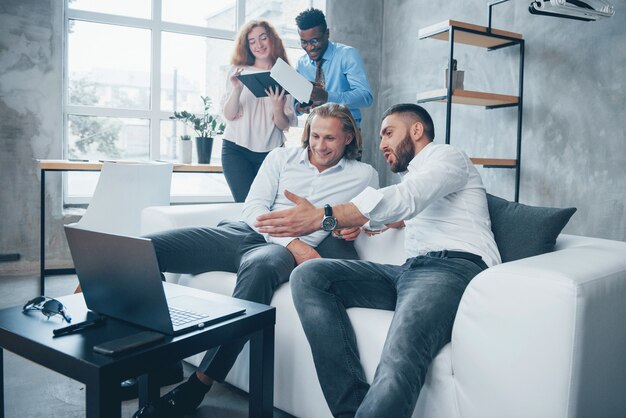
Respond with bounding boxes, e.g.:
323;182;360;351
243;147;379;248
296;41;373;126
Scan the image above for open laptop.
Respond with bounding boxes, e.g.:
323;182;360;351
64;226;245;336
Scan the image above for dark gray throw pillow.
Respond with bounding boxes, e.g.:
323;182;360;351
315;234;360;260
486;194;577;263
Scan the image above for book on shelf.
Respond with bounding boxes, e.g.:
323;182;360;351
237;58;313;104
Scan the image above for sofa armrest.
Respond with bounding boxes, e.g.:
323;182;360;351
141;203;244;235
451;240;626;418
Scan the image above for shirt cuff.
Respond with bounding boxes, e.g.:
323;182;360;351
351;187;383;217
351;187;385;229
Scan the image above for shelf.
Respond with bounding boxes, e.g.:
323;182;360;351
416;89;518;107
417;18;524;200
470;158;517;168
418;20;523;48
37;160;223;173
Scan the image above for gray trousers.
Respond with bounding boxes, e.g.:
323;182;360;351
146;220;356;381
291;255;485;418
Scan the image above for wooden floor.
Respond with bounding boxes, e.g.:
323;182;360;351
0;273;294;418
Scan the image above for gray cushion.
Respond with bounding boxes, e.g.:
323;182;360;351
486;194;577;263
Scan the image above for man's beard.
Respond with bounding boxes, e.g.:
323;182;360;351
389;134;415;173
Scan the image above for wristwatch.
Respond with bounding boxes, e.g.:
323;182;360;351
321;204;338;231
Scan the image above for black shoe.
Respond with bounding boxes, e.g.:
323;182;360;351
120;365;184;401
132;374;209;418
120;378;139;401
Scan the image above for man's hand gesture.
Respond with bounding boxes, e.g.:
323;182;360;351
256;190;323;237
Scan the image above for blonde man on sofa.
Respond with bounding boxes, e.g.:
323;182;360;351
255;103;501;418
133;103;378;418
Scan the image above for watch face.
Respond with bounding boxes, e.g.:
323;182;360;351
321;216;337;231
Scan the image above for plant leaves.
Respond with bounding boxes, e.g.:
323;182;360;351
170;95;225;137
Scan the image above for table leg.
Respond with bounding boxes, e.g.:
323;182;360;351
0;348;4;418
86;374;120;418
40;169;46;296
249;325;274;418
138;373;160;408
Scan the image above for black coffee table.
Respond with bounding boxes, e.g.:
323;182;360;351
0;283;275;418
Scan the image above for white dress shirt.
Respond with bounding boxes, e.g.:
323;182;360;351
221;65;298;152
351;142;501;267
243;147;379;247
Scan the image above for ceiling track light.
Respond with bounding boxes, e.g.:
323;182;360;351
529;0;615;21
488;0;615;28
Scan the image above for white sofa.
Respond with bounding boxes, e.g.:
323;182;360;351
141;203;626;418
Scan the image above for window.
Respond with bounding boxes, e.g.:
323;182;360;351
65;0;325;204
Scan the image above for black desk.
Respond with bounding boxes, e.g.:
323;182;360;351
0;283;275;418
37;160;224;295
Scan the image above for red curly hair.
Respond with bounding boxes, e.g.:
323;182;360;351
230;20;290;66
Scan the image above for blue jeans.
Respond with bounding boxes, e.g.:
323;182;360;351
290;254;485;418
221;139;270;202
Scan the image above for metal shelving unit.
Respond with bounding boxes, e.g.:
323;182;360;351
416;19;524;201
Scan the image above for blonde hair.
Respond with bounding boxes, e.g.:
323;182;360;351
230;20;289;66
301;103;362;160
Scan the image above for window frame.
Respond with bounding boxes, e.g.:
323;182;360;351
63;0;322;204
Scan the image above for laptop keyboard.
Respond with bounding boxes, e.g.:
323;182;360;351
169;306;211;327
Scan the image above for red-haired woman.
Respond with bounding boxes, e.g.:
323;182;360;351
221;20;297;202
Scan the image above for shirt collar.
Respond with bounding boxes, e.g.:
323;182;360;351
406;141;434;172
298;147;309;165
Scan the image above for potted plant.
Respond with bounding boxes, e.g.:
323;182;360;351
179;134;192;164
170;96;225;164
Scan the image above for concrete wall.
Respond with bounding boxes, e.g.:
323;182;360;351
0;1;624;275
327;0;385;169
339;0;625;241
0;0;64;275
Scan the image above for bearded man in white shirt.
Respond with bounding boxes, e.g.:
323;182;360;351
255;103;501;418
132;102;378;418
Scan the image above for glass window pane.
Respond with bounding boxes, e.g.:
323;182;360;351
162;0;236;30
160;120;233;201
68;0;150;19
171;173;233;202
66;172;101;199
286;46;306;67
245;0;326;45
68;21;151;110
67;115;150;160
161;32;233;114
160;120;224;164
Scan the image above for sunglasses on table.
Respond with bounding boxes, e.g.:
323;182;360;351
23;296;72;323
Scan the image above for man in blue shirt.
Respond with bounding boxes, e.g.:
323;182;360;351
295;8;373;128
